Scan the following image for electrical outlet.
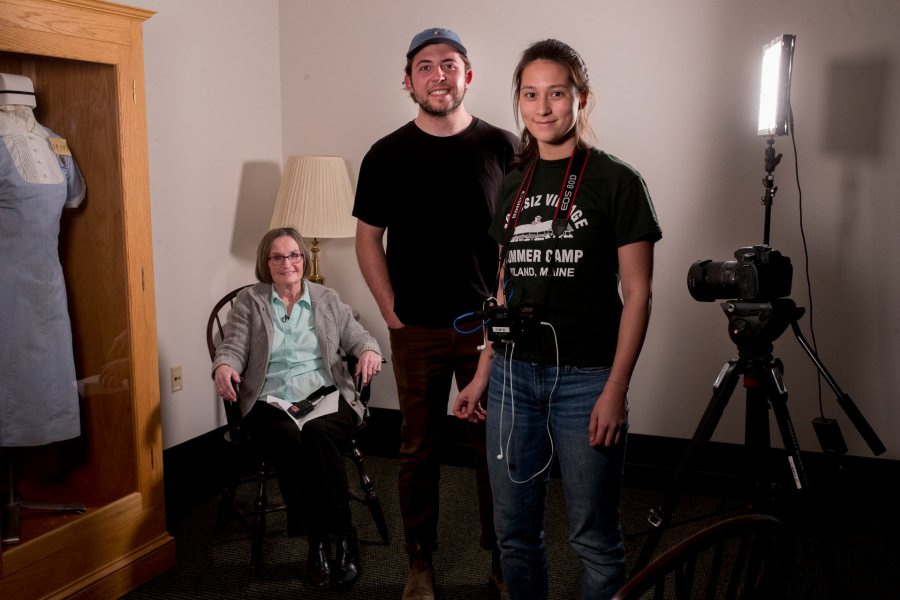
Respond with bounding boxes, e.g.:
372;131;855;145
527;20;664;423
170;365;183;392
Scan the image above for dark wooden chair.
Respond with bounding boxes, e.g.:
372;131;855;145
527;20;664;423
612;514;792;600
206;285;390;575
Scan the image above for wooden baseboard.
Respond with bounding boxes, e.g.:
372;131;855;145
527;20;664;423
0;494;174;599
63;534;176;600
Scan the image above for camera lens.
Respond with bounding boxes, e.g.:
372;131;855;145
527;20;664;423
688;246;792;302
687;259;739;302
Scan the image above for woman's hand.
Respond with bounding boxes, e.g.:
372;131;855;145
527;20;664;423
588;384;627;447
453;346;494;423
355;350;383;386
99;358;130;391
385;311;405;330
214;365;241;403
452;378;488;423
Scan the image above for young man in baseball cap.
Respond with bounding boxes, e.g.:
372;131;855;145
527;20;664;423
354;27;517;600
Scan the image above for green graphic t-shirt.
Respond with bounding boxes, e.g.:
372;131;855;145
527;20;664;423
490;148;662;366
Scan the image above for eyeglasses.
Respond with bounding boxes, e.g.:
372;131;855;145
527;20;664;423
268;252;303;265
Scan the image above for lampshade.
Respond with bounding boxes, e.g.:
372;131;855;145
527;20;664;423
270;155;356;238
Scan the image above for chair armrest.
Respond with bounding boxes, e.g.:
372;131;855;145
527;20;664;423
222;382;243;443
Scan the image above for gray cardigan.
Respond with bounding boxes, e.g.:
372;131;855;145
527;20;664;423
211;281;381;422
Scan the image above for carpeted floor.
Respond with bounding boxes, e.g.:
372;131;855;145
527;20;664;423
122;455;898;599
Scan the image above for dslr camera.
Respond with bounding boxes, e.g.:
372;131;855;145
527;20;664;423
688;245;792;302
484;299;539;343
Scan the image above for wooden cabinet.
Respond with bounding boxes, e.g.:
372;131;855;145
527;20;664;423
0;1;175;597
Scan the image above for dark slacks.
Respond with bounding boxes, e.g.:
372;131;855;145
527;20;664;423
389;325;496;555
245;399;355;537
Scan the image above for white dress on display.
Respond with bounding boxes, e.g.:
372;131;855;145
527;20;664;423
0;97;86;447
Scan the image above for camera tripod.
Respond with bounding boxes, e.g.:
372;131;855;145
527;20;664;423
631;297;885;594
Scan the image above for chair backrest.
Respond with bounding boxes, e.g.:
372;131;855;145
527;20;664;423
612;514;791;600
206;285;252;362
206;285;252;441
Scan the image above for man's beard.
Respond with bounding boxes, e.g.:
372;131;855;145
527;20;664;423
411;85;466;117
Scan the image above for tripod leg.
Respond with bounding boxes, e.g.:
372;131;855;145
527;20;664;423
762;359;809;494
744;378;772;504
763;360;847;600
632;357;743;574
789;320;885;455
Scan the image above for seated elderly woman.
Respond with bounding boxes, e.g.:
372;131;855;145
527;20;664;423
212;227;382;588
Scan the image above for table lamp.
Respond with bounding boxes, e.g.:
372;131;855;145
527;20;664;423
270;155;357;284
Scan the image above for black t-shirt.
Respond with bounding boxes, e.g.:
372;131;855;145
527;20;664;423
490;148;662;366
354;118;518;327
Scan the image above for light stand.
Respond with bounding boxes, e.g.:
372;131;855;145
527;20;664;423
762;136;781;245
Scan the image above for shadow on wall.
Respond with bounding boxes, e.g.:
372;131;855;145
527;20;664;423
819;54;896;438
820;52;893;294
230;161;281;261
821;55;892;237
822;55;891;160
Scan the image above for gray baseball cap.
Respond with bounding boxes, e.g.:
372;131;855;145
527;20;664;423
406;27;467;59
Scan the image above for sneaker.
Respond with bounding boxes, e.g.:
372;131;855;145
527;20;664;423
402;557;435;600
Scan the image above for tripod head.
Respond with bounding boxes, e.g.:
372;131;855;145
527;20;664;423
721;298;803;353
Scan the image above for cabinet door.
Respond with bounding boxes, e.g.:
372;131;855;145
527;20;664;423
0;2;173;597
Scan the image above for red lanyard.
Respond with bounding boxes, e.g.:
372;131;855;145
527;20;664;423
500;148;589;250
495;148;590;296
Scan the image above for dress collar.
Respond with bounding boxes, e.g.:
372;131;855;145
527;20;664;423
0;105;37;136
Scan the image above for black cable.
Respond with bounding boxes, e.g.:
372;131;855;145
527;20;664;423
789;104;824;416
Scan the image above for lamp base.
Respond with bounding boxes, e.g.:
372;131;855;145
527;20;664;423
308;238;324;284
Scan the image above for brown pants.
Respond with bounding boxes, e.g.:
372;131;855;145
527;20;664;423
389;325;495;556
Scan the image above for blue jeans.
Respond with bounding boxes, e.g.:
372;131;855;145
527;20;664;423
487;355;626;600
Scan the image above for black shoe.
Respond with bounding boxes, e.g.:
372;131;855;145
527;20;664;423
307;536;332;588
333;527;360;586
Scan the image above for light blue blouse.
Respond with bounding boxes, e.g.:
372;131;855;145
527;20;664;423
257;285;334;403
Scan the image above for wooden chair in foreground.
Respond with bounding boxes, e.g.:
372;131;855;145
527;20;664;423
612;513;792;600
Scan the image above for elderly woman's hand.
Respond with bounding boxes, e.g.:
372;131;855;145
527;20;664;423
355;350;383;386
214;365;241;403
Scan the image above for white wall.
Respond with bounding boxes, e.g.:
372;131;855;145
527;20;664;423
131;0;283;448
136;0;900;461
278;0;900;460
